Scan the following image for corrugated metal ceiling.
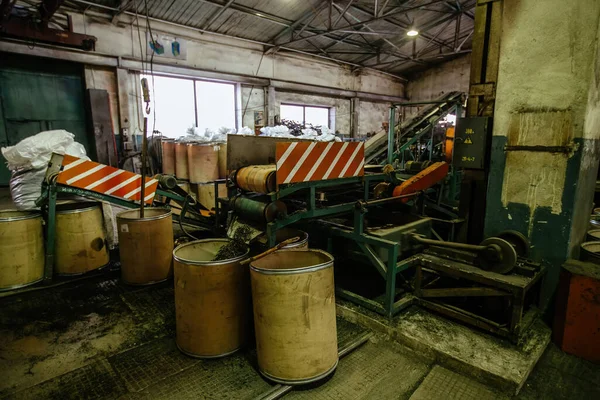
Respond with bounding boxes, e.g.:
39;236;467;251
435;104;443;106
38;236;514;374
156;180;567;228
47;0;476;79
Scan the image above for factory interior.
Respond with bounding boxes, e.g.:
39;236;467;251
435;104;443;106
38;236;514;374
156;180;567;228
1;0;600;399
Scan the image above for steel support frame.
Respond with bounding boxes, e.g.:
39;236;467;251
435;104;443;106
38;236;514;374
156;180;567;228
413;254;545;342
265;172;419;318
38;180;214;283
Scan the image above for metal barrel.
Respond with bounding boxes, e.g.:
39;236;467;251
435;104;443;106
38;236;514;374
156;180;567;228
235;165;276;193
55;202;109;275
173;239;250;358
587;229;600;242
117;208;174;285
217;142;227;179
0;211;44;291
187;143;219;183
250;250;338;384
161;139;176;175
175;142;189;180
581;241;600;264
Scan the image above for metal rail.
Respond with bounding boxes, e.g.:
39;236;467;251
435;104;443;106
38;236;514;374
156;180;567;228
254;332;374;400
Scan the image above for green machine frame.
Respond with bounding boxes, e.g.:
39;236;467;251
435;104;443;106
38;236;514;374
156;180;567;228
263;173;430;318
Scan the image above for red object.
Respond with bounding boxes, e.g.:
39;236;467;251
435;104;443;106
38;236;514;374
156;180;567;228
392;161;449;199
553;260;600;363
57;155;158;204
276;142;364;185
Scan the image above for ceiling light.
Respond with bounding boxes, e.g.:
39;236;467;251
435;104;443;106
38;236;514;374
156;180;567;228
406;29;419;37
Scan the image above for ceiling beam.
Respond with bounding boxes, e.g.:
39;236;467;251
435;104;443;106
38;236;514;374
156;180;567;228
201;0;235;31
265;0;446;53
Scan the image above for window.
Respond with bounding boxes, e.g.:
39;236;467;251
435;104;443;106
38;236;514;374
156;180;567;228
142;75;236;138
280;104;330;128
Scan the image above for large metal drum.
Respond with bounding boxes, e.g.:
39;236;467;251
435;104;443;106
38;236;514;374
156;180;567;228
55;202;109;275
187;143;219;183
175;142;189;180
0;211;44;291
161;139;176;175
235;165;276;193
250;250;338;384
173;239;250;358
117;208;174;285
217;142;227;178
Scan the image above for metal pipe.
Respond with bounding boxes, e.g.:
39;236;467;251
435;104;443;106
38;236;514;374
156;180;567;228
140;117;148;218
387;106;395;165
410;234;486;252
358;191;421;208
255;332;373;400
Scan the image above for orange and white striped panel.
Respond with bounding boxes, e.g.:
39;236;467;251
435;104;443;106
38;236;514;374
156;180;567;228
276;142;364;185
57;155;159;204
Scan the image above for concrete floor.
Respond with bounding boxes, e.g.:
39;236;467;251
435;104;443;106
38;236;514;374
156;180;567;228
0;272;599;400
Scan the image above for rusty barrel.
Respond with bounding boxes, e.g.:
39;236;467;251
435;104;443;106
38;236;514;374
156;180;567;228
235;165;276;193
187;143;219;183
173;239;250;358
175;142;189;180
55;202;109;275
161;139;176;175
0;211;44;291
117;208;173;285
217;142;228;178
250;250;338;384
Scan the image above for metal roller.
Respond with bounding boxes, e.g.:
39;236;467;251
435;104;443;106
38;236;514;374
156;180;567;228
235;165;276;194
230;196;287;223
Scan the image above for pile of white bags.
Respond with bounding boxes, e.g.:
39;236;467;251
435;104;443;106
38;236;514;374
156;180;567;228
1;130;89;210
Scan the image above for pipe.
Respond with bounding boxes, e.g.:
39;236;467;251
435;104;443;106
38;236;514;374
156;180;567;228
139;117;147;217
410;234;487;252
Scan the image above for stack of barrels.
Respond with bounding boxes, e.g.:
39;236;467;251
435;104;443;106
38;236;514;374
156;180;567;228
161;138;228;210
0;201;111;291
172;228;339;385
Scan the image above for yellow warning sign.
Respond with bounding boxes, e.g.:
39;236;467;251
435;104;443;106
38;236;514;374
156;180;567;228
464;137;473;144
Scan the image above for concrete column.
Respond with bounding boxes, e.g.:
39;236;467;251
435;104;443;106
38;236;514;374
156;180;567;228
267;86;277;126
350;97;360;138
484;0;600;308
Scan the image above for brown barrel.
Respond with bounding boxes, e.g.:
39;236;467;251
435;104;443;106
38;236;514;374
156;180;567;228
175;142;189;180
587;229;600;242
217;142;227;178
117;208;173;285
236;165;276;193
0;211;44;291
187;143;219;183
581;241;600;264
55;202;109;275
173;239;250;358
162;139;176;175
250;250;338;384
196;183;227;210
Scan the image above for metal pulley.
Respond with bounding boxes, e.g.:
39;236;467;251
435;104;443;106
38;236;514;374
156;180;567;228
410;234;518;274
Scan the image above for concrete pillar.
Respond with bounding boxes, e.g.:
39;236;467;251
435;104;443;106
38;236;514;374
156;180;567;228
484;1;600;308
350;97;360;138
267;86;277;126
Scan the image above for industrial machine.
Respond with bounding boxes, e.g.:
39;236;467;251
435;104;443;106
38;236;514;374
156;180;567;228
33;105;544;343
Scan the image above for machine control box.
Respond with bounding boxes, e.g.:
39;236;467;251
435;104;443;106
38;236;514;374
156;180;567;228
453;117;490;169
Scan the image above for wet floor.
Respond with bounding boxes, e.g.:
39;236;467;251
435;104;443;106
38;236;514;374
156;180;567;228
0;272;599;399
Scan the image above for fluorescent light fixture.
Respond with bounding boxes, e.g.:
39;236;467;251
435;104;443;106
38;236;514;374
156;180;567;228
407;29;419;37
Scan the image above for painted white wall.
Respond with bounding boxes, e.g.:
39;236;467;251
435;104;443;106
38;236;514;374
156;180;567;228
406;54;471;102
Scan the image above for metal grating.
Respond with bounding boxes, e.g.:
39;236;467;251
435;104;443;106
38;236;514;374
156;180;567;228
284;340;430;399
12;359;128;400
108;338;201;393
410;366;505;400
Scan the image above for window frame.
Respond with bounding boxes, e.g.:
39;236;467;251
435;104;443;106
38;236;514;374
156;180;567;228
140;73;239;135
280;103;331;128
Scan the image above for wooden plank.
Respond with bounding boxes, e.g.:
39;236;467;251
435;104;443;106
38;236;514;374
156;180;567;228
420;287;510;298
469;4;488;86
